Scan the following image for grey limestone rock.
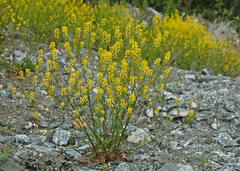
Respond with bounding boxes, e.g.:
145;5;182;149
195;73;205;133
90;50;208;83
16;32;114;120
52;127;71;146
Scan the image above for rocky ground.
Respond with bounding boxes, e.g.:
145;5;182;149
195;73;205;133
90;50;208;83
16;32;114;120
0;7;240;171
0;42;240;171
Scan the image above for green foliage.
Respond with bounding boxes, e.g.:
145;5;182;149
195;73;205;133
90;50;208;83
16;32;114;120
0;149;14;159
21;57;35;71
0;57;10;70
125;0;240;22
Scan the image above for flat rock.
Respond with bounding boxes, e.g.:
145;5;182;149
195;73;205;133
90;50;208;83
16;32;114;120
127;128;151;144
52;128;71;146
25;144;58;154
15;134;30;144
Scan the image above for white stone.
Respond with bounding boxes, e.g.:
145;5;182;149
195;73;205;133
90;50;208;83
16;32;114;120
211;122;218;130
171;108;189;117
127;128;151;144
191;102;198;109
185;74;196;80
146;108;154;117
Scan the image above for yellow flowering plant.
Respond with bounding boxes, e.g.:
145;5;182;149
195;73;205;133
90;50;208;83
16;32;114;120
3;0;233;163
1;1;239;77
146;12;240;76
15;27;174;161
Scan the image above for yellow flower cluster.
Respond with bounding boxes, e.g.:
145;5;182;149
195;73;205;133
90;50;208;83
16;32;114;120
10;0;228;160
150;11;239;76
2;1;239;76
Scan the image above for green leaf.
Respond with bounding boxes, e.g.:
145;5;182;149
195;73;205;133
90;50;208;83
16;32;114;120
0;149;14;159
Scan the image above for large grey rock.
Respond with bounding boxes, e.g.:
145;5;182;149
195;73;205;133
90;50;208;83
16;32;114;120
217;132;233;146
15;134;30;144
0;135;15;143
145;7;164;20
127;128;151;144
65;149;82;160
29;135;47;145
201;68;214;76
0;90;10;97
53;128;71;146
126;125;138;133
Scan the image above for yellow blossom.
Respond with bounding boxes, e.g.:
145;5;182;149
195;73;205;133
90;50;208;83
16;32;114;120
34;112;40;119
51;48;58;59
32;75;38;85
18;71;24;79
90;32;96;45
60;102;65;107
87;79;94;89
48;85;54;96
49;42;56;49
76;91;81;97
120;98;127;108
12;87;17;94
30;92;34;101
143;85;148;94
75;27;81;38
176;97;181;105
100;110;105;115
102;31;111;45
24;90;28;98
80;41;84;48
127;107;133;114
81;87;88;94
129;93;136;103
106;99;113;107
100;117;104;121
164;68;171;77
65;66;71;73
70;59;75;66
153;33;162;47
45;72;51;80
69;77;75;85
64;42;72;54
80;96;87;104
38;49;43;58
188;110;195;118
68;87;72;93
38;57;43;66
73;109;79;116
163;51;171;65
189;99;194;105
154;58;161;65
154;108;159;116
54;28;59;39
61;87;67;95
62;26;68;38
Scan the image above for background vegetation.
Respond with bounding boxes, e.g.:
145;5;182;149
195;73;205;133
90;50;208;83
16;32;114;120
0;0;239;76
89;0;240;34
